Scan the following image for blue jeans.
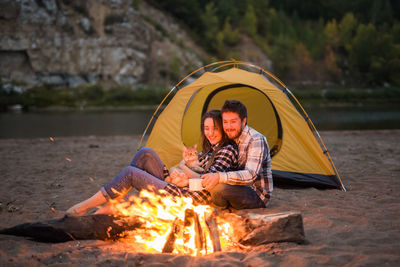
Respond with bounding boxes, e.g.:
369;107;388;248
101;148;168;200
209;184;265;210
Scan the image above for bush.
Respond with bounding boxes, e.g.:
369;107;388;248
21;85;58;108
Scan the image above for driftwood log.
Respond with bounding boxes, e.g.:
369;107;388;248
221;211;305;245
0;214;144;242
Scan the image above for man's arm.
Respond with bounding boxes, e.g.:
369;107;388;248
201;145;238;191
219;136;266;185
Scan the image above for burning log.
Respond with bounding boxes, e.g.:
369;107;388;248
162;217;183;253
184;209;204;254
0;214;145;242
205;210;221;252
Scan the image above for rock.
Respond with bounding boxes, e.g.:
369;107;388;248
0;0;206;88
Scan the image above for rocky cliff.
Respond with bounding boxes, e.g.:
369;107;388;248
0;0;207;88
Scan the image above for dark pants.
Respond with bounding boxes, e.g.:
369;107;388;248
209;183;266;210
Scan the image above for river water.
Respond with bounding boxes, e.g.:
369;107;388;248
0;104;399;139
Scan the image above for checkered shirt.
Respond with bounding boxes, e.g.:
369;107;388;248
163;143;238;205
219;126;273;206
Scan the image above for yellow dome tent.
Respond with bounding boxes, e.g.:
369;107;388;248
138;61;345;190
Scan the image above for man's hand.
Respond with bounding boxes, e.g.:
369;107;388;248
201;172;220;191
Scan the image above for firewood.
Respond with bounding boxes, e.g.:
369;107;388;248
193;210;204;254
205;210;221;252
162;217;183;253
184;209;204;254
0;214;144;243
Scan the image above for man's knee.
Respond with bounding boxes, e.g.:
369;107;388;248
209;183;230;198
209;184;231;208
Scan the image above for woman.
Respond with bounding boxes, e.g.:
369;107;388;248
66;110;238;215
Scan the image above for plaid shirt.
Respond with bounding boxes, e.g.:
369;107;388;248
163;143;238;205
219;125;273;206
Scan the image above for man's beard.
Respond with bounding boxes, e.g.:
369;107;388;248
226;125;244;140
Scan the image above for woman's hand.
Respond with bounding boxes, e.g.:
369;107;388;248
201;172;220;191
168;169;189;187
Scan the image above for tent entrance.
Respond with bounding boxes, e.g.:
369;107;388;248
182;83;282;156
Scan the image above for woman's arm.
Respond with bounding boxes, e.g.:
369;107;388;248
178;161;202;178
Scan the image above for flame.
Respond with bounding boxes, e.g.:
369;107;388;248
107;188;235;255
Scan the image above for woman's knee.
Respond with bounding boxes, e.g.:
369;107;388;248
136;147;156;159
132;147;156;166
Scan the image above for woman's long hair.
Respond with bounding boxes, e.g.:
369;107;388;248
200;109;230;152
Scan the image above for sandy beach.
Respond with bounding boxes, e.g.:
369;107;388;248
0;130;399;266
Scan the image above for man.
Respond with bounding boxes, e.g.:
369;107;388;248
201;100;273;209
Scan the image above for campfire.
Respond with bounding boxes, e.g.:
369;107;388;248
0;188;305;252
107;189;233;256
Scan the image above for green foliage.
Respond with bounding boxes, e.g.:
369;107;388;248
291;87;400;103
143;0;399;86
242;4;257;37
201;2;220;46
21;85;58;108
268;35;295;80
349;23;400;85
0;83;170;110
221;18;241;46
325;19;339;47
338;13;358;52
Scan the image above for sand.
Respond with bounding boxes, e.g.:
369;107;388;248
0;130;399;266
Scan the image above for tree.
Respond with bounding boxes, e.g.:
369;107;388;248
339;12;358;52
291;42;315;81
324;19;339;48
269;35;295;80
349;23;378;83
349;23;400;86
222;18;241;46
324;45;342;82
242;4;257;37
201;2;220;48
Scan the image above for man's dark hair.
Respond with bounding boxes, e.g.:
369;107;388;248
221;100;247;120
